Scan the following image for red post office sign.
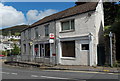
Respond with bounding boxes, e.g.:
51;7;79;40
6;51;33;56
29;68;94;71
49;33;54;39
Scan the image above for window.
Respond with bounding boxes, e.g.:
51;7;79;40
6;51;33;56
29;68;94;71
23;44;26;54
28;29;31;39
61;41;75;57
35;28;38;38
61;19;75;31
35;44;39;57
45;25;49;36
45;44;50;57
81;44;89;50
24;32;26;40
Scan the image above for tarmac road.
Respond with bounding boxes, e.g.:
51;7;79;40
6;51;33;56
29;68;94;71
1;63;119;81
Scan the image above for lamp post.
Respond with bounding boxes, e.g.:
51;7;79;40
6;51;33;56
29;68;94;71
88;32;93;66
109;32;113;67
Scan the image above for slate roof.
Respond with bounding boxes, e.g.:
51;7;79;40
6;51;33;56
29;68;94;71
22;2;98;31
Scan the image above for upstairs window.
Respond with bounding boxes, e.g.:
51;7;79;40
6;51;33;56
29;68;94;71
28;29;31;40
35;27;38;38
45;24;49;36
61;19;75;31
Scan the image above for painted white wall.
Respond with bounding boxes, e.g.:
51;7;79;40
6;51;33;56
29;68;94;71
56;1;104;66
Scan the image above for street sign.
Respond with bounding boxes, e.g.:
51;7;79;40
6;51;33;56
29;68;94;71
49;33;54;43
49;39;54;43
29;42;33;46
49;33;54;39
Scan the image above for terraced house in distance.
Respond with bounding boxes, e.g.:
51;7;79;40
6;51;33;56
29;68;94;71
21;0;104;66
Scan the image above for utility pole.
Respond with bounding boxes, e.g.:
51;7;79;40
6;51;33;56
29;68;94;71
109;32;113;67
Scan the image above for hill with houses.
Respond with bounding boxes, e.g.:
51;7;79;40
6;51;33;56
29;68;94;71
0;25;28;36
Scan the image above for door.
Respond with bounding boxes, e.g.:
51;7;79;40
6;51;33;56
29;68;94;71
40;44;45;57
79;40;89;65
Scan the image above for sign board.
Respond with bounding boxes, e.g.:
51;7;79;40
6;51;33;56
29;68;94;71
29;42;33;46
49;33;54;39
49;39;54;43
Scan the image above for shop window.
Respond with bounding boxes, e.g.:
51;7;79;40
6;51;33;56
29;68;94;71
62;41;75;57
45;44;50;57
35;44;39;56
81;44;89;50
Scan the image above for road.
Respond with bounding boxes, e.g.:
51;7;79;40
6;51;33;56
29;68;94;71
1;63;119;81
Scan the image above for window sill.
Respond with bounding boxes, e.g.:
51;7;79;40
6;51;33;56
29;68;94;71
61;57;76;60
60;30;75;33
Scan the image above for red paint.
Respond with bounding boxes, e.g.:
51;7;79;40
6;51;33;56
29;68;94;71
52;54;56;56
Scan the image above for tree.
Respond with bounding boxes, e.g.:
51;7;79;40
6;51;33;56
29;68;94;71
104;2;120;65
103;2;119;26
11;44;20;55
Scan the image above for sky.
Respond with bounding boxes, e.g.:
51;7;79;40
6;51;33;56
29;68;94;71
0;2;75;29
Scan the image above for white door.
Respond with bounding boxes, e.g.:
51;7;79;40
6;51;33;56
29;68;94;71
79;40;89;65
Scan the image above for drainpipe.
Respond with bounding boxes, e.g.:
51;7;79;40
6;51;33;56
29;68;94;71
89;33;93;66
32;44;35;61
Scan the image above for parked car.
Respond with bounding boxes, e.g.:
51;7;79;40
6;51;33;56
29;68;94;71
0;55;6;59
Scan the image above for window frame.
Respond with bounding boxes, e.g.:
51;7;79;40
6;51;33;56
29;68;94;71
61;40;76;58
45;24;49;36
61;19;75;32
28;29;31;40
81;44;89;51
23;44;26;54
35;27;39;39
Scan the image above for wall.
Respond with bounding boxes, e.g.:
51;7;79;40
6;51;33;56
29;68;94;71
21;21;56;63
56;1;104;66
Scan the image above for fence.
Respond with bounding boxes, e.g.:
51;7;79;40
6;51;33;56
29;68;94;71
6;55;56;66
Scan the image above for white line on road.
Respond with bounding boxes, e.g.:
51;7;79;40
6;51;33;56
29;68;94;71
31;75;39;77
0;72;18;75
0;72;10;74
11;73;18;75
40;76;69;79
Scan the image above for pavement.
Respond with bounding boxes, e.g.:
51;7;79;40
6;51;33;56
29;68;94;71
3;60;120;73
40;65;120;73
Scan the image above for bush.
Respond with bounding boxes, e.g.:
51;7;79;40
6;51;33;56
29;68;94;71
0;50;7;56
11;44;20;55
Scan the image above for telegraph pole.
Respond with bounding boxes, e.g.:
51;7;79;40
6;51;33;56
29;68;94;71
109;32;113;67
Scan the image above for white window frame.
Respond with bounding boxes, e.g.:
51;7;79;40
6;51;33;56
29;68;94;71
80;43;89;51
61;19;75;32
79;39;89;51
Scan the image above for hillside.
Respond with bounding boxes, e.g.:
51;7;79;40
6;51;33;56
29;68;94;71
0;25;29;36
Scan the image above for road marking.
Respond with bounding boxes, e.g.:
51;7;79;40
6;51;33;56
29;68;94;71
40;76;69;79
11;73;18;75
31;75;39;77
0;72;18;75
1;72;10;74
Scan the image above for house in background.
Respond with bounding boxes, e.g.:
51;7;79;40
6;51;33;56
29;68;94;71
0;25;28;55
0;35;20;51
21;0;104;66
